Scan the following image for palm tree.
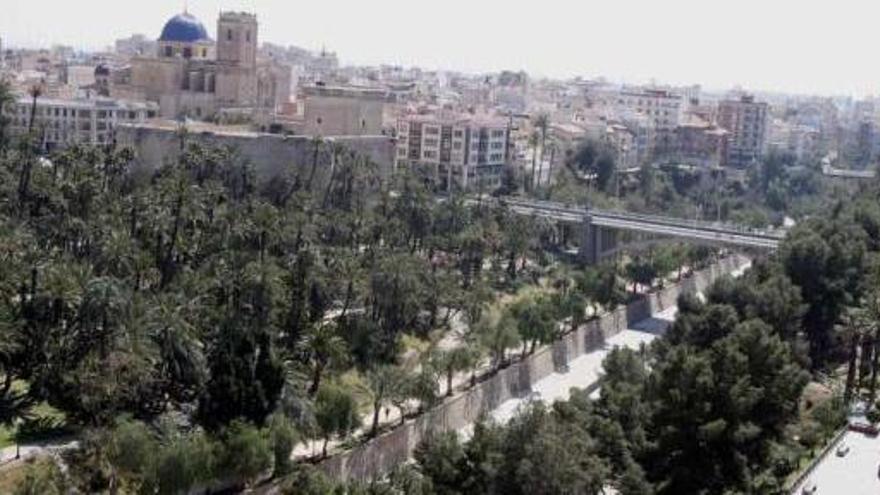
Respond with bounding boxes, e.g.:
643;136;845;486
840;307;869;404
27;83;42;133
80;276;128;359
17;83;44;207
322;142;347;208
0;309;34;459
0;80;15;150
365;365;405;436
535;113;550;167
528;130;540;192
545;139;558;187
863;293;880;405
146;294;206;407
303;322;347;397
306;135;324;192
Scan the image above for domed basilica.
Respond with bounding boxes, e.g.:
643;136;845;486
110;10;290;120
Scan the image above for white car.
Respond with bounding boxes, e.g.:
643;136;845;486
801;481;818;494
835;443;850;457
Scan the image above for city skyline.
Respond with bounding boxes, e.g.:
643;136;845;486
1;0;879;98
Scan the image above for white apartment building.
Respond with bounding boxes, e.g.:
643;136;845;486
5;95;158;149
615;89;682;157
396;113;509;191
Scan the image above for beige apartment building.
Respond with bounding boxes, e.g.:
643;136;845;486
396;113;509;191
717;95;769;168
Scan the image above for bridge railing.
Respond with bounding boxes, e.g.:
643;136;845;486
497;197;785;243
591;209;785;241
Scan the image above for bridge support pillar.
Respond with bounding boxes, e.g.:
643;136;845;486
579;217;600;265
579;219;618;265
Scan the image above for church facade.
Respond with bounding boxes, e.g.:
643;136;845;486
120;11;290;120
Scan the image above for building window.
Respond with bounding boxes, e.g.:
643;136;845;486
246;31;251;42
165;46;173;57
227;29;233;41
317;117;322;125
202;48;207;58
183;47;192;59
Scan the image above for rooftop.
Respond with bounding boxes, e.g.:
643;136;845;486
159;12;210;44
13;95;158;111
300;84;390;101
403;112;509;128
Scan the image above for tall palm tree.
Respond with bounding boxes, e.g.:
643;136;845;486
27;83;42;133
365;365;405;436
528;130;540;192
545;139;558;187
17;83;43;207
306;135;324;192
80;276;128;359
535;113;550;166
0;306;34;449
322;142;347;208
0;80;15;150
863;293;880;405
840;306;869;404
303;321;347;397
146;294;206;407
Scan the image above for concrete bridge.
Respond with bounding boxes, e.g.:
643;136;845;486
498;197;784;263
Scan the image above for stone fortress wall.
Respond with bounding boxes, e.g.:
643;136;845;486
116;124;395;181
319;254;751;482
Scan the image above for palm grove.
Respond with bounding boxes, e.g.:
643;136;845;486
0;81;632;492
3;77;880;494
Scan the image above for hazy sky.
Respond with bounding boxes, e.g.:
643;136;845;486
1;0;878;97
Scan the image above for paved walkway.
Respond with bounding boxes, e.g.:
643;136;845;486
0;440;77;466
461;304;680;436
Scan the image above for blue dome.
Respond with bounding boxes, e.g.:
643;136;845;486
159;13;209;43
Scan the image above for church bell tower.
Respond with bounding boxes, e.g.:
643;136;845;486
216;12;257;69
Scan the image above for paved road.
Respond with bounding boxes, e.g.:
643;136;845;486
793;430;880;495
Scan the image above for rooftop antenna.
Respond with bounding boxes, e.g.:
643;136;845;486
183;0;189;13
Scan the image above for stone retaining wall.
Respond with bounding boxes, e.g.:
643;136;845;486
116;124;395;182
319;254;750;482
